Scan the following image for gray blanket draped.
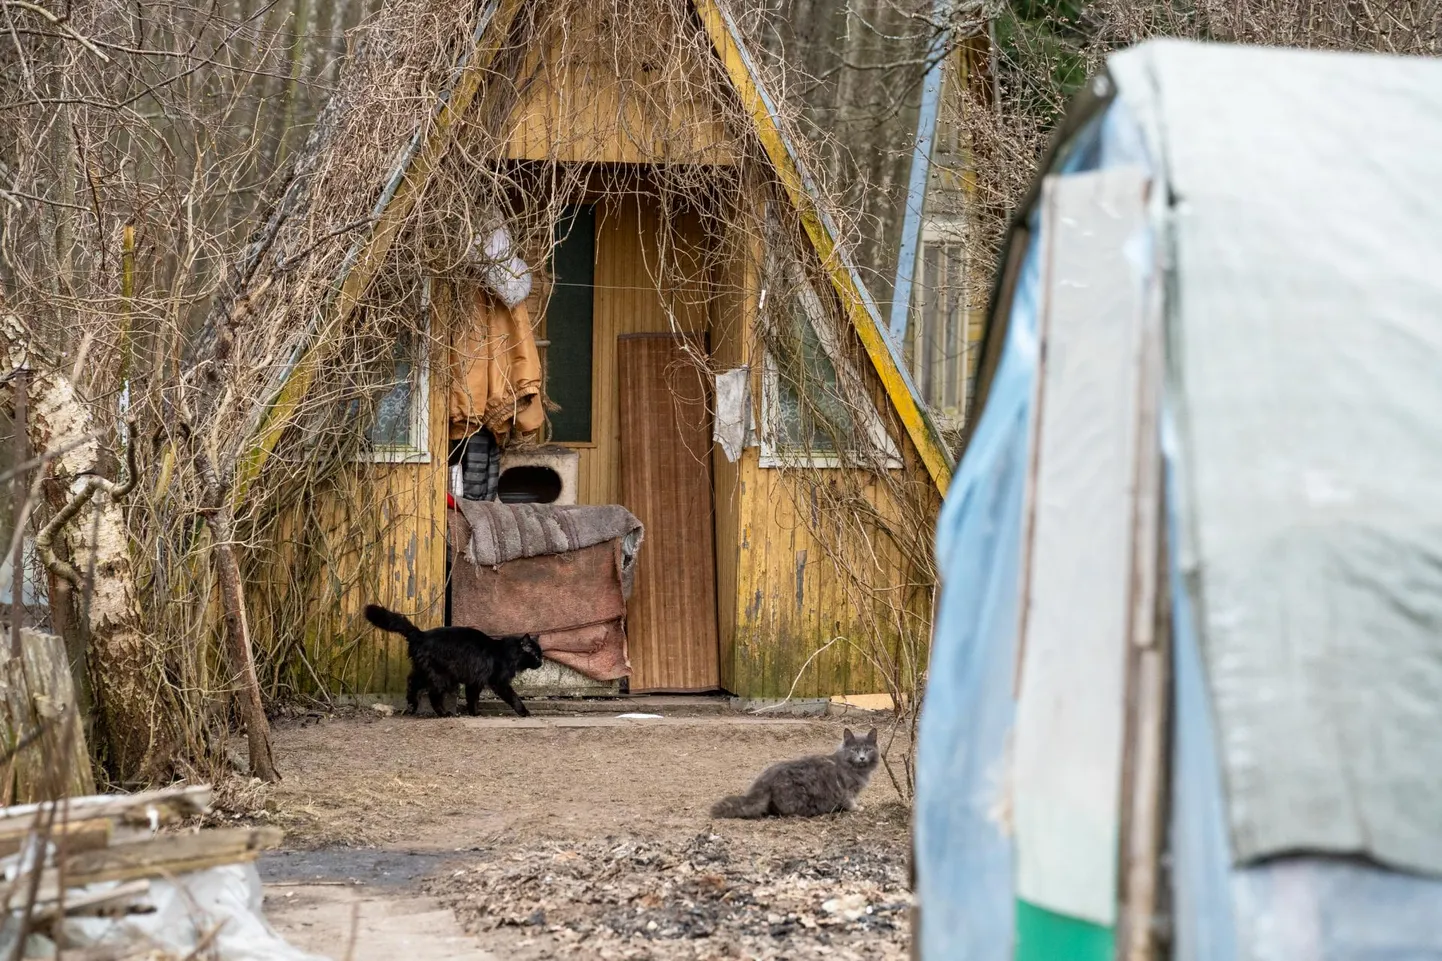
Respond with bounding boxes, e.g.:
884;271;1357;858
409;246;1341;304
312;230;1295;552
453;500;644;598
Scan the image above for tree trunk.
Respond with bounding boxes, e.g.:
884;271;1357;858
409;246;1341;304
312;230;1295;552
206;507;278;782
1;316;177;784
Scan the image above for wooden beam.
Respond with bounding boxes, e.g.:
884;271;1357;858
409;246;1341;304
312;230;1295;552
10;826;284;905
60;826;284;886
229;0;528;505
1117;220;1170;961
693;0;955;494
0;817;110;859
0;784;212;836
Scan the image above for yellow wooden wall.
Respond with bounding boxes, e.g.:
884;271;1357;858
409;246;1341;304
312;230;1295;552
706;215;933;699
255;328;451;698
502;3;733;165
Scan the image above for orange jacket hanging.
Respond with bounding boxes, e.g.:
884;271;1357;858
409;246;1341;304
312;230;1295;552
448;288;545;445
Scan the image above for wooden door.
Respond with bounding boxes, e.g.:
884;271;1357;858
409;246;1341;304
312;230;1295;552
618;333;720;692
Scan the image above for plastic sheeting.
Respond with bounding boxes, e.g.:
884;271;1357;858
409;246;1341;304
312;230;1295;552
912;210;1039;961
918;47;1442;958
1167;399;1442;961
1111;38;1442;878
58;863;330;961
914;95;1153;961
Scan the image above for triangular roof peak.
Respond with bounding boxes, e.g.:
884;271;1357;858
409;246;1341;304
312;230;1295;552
237;0;953;498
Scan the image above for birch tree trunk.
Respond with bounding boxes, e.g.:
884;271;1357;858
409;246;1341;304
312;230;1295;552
1;315;179;784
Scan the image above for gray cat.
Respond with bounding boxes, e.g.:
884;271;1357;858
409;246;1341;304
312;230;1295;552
711;727;880;818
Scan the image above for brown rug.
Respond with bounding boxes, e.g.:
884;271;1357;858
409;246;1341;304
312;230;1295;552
448;512;630;681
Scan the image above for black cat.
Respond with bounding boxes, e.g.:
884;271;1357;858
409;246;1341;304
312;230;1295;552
363;605;543;718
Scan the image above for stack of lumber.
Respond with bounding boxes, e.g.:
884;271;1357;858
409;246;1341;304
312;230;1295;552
0;784;283;958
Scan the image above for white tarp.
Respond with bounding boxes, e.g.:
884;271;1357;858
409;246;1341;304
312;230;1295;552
55;863;330;961
1110;40;1442;877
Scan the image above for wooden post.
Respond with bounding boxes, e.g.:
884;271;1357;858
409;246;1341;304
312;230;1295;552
1117;188;1170;961
9;368;26;657
0;629;96;803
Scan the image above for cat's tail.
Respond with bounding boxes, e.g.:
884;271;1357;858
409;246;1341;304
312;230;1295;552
364;604;421;643
710;789;769;819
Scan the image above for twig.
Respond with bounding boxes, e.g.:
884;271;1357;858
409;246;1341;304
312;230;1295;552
9;367;27;658
35;419;137;587
179;918;228;961
0;0;110;61
746;635;848;714
6;793;58;961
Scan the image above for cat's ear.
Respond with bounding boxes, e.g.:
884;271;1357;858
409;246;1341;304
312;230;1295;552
865;727;878;743
842;728;855;743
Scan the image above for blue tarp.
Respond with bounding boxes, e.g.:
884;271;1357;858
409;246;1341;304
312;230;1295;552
916;78;1442;960
913;100;1143;960
913;222;1039;959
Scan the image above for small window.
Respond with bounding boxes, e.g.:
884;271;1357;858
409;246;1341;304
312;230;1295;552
761;279;901;469
772;294;853;455
544;205;595;443
357;323;430;464
911;220;974;426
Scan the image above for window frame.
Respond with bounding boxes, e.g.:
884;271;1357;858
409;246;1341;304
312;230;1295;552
542;204;597;446
759;274;902;471
356;285;432;465
912;217;970;426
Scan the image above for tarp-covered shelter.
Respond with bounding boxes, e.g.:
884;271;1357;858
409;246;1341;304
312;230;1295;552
913;39;1442;960
223;0;951;702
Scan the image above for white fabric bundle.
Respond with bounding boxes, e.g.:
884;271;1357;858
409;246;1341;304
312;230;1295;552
471;224;532;308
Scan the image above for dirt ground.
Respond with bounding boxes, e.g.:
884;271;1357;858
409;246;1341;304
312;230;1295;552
249;706;913;960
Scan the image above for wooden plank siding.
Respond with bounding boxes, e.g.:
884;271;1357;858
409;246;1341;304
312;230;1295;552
501;2;733;165
708;217;751;693
705;187;934;699
252;313;451;698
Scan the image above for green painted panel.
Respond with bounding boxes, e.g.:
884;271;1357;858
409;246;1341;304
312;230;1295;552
547;205;596;443
1014;898;1113;961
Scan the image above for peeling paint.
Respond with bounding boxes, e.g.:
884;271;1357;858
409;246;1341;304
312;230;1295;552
794;549;806;609
404;532;418;598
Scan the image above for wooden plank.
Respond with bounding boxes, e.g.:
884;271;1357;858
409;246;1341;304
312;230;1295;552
1010;168;1149;929
618;332;720;692
0;785;212;835
0;630;95;803
61;826;283;885
29;878;150;921
10;826;284;905
692;0;953;494
0;818;109;859
1117;213;1169;961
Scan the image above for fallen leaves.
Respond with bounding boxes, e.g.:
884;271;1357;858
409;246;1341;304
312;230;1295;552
426;826;911;960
